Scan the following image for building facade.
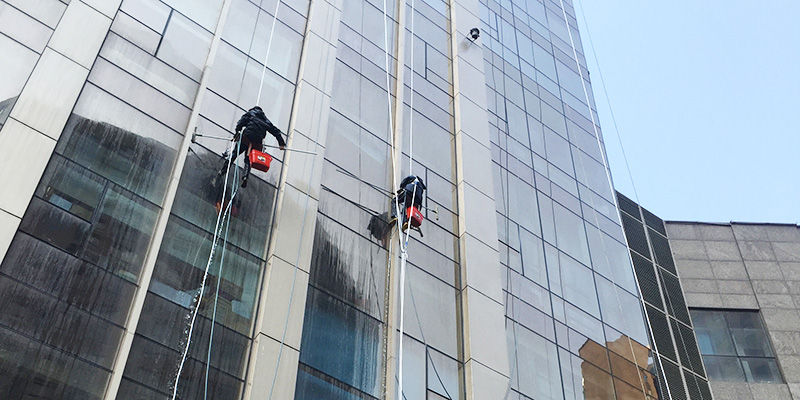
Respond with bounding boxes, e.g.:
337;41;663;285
0;0;657;399
666;222;800;400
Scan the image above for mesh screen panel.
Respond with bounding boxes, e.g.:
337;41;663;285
660;270;691;325
647;305;677;363
661;357;687;400
631;252;664;310
643;208;667;236
617;193;641;221
621;213;651;259
649;229;676;274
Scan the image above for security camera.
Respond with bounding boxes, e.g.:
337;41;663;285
467;27;480;42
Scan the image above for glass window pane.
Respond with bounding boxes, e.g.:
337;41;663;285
741;357;782;383
702;355;745;382
0;327;109;399
726;311;773;357
158;12;213;81
60;84;181;204
37;155;106;220
83;186;159;282
299;288;383;397
20;197;91;256
690;310;736;356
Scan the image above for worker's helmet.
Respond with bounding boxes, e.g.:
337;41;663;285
251;106;263;113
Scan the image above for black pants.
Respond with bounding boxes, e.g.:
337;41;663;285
219;135;262;179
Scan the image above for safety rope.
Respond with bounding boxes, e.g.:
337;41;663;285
204;137;241;399
555;0;672;398
256;0;282;106
172;136;240;400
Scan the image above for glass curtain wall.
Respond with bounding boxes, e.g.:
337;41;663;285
0;0;203;396
480;0;654;399
294;0;462;398
118;0;308;398
0;0;67;128
0;0;308;398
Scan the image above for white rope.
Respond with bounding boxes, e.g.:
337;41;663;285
172;137;239;400
256;0;282;106
555;1;672;398
204;137;241;399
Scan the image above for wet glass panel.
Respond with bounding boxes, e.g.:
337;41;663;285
60;84;181;204
0;275;124;370
0;328;109;400
300;288;383;397
310;213;387;319
295;365;373;400
20;197;91;256
171;145;276;257
149;219;263;334
1;233;137;325
83;186;159;282
134;294;251;378
122;334;244;398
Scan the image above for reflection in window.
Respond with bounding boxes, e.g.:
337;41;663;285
691;309;782;383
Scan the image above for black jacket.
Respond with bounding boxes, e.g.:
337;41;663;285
236;109;286;147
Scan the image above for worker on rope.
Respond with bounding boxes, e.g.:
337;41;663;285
390;175;427;234
217;106;286;188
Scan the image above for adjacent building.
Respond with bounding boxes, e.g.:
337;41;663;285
666;221;800;400
0;0;660;399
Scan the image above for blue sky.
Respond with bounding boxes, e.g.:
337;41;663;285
574;1;800;224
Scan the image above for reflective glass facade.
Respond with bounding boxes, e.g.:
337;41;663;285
0;0;658;399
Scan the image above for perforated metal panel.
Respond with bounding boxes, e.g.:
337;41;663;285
621;213;651;259
649;228;677;274
617;193;641;220
647;305;677;363
661;357;688;400
660;270;691;325
684;369;713;400
643;208;667;236
632;252;664;310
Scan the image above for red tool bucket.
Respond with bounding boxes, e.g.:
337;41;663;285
249;150;272;172
406;206;424;228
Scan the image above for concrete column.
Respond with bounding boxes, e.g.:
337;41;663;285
0;0;118;261
242;0;342;398
448;0;511;398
